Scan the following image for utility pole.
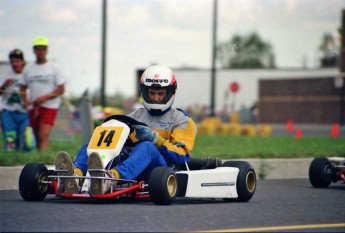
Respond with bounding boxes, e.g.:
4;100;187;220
210;0;218;116
340;9;345;125
100;0;107;107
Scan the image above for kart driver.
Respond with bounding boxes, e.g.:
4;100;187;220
55;65;197;194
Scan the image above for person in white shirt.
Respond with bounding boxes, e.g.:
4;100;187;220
19;36;66;151
0;49;35;151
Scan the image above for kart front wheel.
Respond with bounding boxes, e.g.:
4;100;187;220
309;157;332;188
19;163;49;201
222;161;256;202
148;167;177;205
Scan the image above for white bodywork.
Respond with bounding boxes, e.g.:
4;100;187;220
176;167;239;198
328;157;345;163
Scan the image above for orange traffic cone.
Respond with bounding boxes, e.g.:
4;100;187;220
331;123;339;138
295;128;303;139
286;120;294;133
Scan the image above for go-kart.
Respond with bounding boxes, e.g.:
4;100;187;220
309;157;345;188
19;115;257;205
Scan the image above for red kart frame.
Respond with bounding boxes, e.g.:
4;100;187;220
49;175;150;200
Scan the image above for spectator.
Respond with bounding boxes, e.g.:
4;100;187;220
0;49;35;151
19;36;66;151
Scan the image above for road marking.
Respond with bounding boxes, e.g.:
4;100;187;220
200;223;345;232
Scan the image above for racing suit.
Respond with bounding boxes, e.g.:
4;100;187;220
74;107;197;180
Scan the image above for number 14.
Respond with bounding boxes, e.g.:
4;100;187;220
97;130;115;147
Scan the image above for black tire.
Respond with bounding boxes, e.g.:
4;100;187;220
222;161;256;202
19;163;49;201
148;167;177;205
309;157;332;188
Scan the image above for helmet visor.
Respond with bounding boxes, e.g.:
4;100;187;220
141;85;176;105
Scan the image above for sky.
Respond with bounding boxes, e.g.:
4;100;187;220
0;0;343;99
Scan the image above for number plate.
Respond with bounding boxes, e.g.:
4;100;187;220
88;126;125;150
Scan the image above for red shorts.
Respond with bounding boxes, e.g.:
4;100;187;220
29;106;59;128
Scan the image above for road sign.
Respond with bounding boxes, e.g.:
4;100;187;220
230;82;240;93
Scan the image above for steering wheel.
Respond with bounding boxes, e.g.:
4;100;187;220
103;115;147;147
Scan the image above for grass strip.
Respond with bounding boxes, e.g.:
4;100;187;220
1;134;344;166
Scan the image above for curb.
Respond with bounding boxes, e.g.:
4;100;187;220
237;158;313;180
0;158;313;191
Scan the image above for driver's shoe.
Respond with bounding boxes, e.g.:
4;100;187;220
88;153;121;194
55;151;79;193
88;152;106;194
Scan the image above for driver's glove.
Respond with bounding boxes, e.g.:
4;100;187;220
131;125;165;147
132;125;158;142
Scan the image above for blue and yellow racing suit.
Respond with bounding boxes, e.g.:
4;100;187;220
74;107;197;180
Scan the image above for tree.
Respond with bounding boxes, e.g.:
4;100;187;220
319;33;339;68
217;32;275;69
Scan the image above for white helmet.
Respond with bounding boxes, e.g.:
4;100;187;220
140;65;177;114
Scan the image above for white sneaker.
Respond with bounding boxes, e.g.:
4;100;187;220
55;151;79;193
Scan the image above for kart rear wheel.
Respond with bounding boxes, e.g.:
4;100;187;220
309;157;332;188
148;167;177;205
222;161;256;202
19;163;49;201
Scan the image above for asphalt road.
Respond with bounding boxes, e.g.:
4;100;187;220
1;179;344;232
